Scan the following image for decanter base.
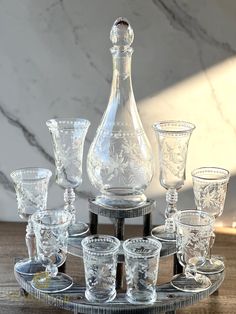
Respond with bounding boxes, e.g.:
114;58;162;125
95;190;147;209
151;225;176;242
171;273;212;292
196;257;225;274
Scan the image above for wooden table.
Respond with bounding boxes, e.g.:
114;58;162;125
0;222;235;314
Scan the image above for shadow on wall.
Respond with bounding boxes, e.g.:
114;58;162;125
131;1;236;102
30;0;236;102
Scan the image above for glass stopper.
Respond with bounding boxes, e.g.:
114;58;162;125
110;17;134;49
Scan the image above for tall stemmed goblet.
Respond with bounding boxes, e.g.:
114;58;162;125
192;167;230;274
46;119;90;237
31;209;72;293
151;121;195;242
10;167;52;275
171;210;214;292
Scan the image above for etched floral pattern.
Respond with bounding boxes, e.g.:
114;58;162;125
123;238;161;303
160;141;188;178
154;121;195;191
15;181;48;212
84;258;116;290
35;227;68;259
175;211;213;272
47;119;90;189
196;184;227;217
32;210;71;270
192;168;230;217
52;131;83;187
82;236;119;301
158;136;190;190
87;125;154;193
125;257;158;293
177;229;211;266
11;168;51;220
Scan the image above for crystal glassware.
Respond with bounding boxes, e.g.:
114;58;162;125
123;237;162;304
192;167;230;274
151;121;195;242
87;18;154;209
31;209;72;293
46;118;90;236
171;210;214;292
81;235;120;303
10;167;52;275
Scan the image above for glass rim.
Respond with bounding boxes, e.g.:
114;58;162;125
123;236;162;258
31;209;72;228
81;234;120;255
191;167;230;182
153;120;196;134
10;167;52;182
46;118;90;130
174;209;215;227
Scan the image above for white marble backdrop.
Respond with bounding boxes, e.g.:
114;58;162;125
0;0;236;227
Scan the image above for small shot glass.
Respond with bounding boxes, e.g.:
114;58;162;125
81;235;120;303
123;237;162;304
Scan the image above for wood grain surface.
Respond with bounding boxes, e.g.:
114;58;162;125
0;222;235;314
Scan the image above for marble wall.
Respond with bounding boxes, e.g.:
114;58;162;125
0;0;236;226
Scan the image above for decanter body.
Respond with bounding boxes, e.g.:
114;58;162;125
87;18;154;208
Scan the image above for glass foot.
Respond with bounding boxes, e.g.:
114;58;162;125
14;258;45;276
31;272;73;293
151;225;176;242
68;221;89;237
197;257;225;274
171;273;212;292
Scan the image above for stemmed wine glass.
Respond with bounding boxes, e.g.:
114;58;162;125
192;167;230;274
31;209;72;293
151;121;195;242
46;118;90;237
171;210;214;292
10;167;52;275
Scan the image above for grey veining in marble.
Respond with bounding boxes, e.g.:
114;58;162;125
0;0;236;227
153;0;235;54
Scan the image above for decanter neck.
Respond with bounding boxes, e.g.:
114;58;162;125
111;47;133;81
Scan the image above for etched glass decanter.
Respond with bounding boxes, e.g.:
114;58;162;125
87;18;154;208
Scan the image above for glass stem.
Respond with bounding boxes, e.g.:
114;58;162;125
64;187;76;224
164;188;178;233
207;231;216;260
46;263;58;278
25;218;36;261
185;264;197;280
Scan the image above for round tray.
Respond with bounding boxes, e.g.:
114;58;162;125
15;271;224;314
68;237;177;261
